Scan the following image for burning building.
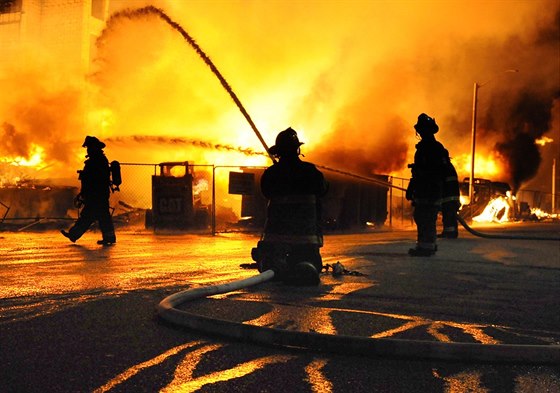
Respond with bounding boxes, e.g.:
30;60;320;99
0;0;109;72
0;0;558;228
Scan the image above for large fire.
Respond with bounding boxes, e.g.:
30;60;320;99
0;0;558;221
0;144;47;187
453;152;505;181
2;144;45;168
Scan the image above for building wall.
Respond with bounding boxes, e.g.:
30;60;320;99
0;0;24;60
0;0;109;72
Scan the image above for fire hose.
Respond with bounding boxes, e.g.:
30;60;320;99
157;270;560;364
306;168;559;242
457;214;560;241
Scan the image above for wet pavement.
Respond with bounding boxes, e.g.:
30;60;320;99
0;222;559;392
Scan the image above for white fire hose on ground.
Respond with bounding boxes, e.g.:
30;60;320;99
157;270;560;364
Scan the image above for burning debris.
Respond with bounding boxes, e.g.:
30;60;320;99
472;196;511;223
529;207;559;221
460;176;559;223
0;154;49;188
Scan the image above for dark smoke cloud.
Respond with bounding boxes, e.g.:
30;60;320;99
494;89;559;192
476;9;560;192
309;2;559;191
0;122;30;159
497;133;542;193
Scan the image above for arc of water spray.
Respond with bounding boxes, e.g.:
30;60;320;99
103;7;404;191
105;135;266;157
105;6;274;162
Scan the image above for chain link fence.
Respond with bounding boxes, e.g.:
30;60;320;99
114;163;265;234
1;162;557;232
387;176;415;229
115;163;404;234
516;188;559;216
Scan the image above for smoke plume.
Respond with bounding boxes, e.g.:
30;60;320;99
304;3;560;190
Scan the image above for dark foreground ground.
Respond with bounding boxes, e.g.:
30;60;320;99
0;221;559;392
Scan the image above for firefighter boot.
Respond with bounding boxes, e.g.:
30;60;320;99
252;242;288;280
97;239;116;246
408;247;436;257
438;229;458;238
293;262;320;286
60;230;77;243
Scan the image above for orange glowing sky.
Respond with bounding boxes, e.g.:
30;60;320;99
0;0;558;191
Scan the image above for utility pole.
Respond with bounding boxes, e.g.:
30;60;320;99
469;82;479;205
553;158;556;214
468;69;518;207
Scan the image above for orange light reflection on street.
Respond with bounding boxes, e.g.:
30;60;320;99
163;348;294;392
305;358;333;393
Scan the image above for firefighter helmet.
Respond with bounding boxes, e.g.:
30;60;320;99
414;113;439;134
82;136;106;149
268;127;304;157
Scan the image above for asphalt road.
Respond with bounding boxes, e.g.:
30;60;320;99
1;222;559;392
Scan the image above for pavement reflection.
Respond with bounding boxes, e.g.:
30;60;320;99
1;224;559;392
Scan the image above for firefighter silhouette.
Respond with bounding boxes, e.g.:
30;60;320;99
406;114;450;256
61;136;116;246
439;155;461;238
251;128;328;285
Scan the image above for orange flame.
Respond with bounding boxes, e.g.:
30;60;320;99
473;196;510;223
453;152;506;180
4;144;45;167
535;136;554;146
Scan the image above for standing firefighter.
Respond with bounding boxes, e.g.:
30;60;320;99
251;128;328;285
406;114;449;256
439;156;461;238
61;136;117;246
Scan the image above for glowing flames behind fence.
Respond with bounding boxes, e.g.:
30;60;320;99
0;1;558;216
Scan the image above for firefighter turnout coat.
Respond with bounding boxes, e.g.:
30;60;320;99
261;155;328;246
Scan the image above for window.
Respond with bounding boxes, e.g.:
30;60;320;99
91;0;105;20
0;0;22;14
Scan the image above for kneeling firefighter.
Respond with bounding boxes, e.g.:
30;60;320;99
251;128;328;285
